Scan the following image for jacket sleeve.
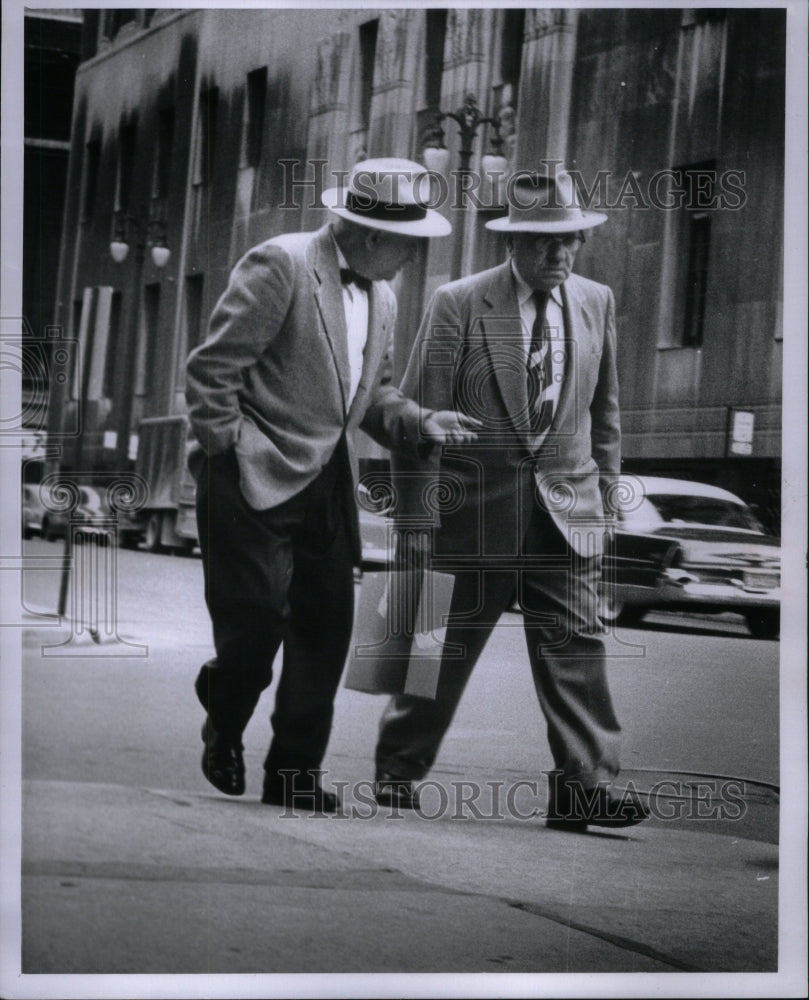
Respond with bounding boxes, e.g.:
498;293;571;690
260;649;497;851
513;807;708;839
358;324;427;458
382;286;463;528
358;285;449;459
185;243;294;456
589;286;622;513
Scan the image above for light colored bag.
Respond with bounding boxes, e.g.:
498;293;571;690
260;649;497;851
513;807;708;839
344;568;455;700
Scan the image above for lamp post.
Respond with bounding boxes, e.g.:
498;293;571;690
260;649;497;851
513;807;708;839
421;93;509;280
109;206;170;470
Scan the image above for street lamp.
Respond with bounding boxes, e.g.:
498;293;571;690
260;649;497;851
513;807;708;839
109;208;171;268
109;206;171;469
421;93;509;279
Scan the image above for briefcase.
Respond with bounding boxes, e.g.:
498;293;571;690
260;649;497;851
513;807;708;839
344;568;455;700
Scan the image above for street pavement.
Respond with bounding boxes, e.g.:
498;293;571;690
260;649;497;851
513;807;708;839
5;543;806;997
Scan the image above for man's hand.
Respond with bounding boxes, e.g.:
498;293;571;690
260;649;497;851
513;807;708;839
422;410;482;445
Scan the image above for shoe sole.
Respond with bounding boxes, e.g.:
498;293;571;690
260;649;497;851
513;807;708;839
261;792;340;813
546;815;648;830
374;791;420;810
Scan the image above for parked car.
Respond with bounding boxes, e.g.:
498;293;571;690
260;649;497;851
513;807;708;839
357;476;781;640
600;476;780;638
22;484;48;539
37;485;111;542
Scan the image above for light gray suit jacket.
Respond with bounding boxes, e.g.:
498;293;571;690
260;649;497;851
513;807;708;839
394;261;621;557
186;225;426;512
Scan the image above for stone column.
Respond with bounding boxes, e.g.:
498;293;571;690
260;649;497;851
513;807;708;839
303;30;353;229
428;8;497;286
515;9;579;169
367;10;418;156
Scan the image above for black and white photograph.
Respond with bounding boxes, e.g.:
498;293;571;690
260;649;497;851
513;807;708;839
1;2;806;997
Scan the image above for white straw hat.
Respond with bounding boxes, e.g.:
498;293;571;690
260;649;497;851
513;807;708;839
322;157;451;237
486;168;607;233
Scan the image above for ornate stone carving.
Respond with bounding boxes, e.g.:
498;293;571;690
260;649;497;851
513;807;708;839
446;9;485;67
312;32;349;113
524;9;575;41
376;10;413;89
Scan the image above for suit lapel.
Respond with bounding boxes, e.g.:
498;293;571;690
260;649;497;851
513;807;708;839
310;226;350;413
482;263;533;440
554;275;593;431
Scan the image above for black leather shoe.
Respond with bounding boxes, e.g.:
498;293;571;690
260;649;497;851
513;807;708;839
374;774;421;810
194;661;215;710
261;772;341;814
546;784;649;830
200;719;245;796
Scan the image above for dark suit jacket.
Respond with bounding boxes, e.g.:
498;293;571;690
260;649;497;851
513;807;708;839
393;261;621;558
186;225;427;544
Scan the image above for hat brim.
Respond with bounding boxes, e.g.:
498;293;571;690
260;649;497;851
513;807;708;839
485;211;607;233
322;186;451;237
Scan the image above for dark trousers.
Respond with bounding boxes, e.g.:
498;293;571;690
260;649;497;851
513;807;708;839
195;444;355;775
375;504;622;787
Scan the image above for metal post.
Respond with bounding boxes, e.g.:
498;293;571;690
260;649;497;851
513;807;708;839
115;237;146;471
56;524;72;619
425;95;503;281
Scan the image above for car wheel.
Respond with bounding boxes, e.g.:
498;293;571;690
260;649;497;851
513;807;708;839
598;590;624;623
177;538;196;557
143;512;164;553
41;516;57;542
744;608;780;640
616;606;647;627
599;591;646;627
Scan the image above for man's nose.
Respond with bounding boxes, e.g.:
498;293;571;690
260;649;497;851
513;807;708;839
544;239;567;259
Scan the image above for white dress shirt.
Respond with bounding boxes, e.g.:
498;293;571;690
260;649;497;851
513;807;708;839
332;234;369;406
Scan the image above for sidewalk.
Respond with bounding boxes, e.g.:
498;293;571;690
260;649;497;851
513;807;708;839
22;769;777;977
10;581;794;996
17;636;781;981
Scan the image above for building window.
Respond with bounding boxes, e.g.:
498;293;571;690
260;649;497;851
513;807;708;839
177;274;205;382
81;136;101;222
151;107;175;200
102;290;123;399
359;20;379;130
135;284;161;396
498;9;525;104
103;9;138;41
193;87;219;186
669;161;716;348
424;10;447;109
242;68;267;168
71;298;84;399
491;7;524;157
682;213;711;348
114;121;137;213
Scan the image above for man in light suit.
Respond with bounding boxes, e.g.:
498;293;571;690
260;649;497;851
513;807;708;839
374;168;649;830
186;158;479;812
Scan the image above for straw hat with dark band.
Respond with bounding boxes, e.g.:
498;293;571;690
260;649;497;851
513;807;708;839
486;169;607;234
322;157;451;237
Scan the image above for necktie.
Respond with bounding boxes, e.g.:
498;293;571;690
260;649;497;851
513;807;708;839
340;267;371;292
527;291;553;435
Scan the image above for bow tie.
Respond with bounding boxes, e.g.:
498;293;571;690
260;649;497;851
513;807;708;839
340;267;371;291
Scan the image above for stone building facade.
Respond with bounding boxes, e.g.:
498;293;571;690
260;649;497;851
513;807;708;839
48;7;785;527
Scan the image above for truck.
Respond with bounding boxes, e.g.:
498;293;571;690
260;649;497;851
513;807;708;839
124;415;199;553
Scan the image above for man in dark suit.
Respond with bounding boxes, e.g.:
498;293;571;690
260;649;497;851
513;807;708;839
373;168;650;830
186;158;479;812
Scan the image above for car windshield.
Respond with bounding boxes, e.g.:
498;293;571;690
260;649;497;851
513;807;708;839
642;494;765;533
